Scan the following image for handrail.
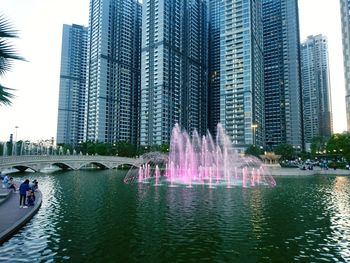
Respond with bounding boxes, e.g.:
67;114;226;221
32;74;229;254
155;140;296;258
0;155;135;163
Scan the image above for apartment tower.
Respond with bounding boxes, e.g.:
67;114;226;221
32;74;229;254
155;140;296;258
301;35;333;145
219;0;265;151
140;0;209;146
57;24;88;146
340;0;350;131
262;0;303;150
85;0;142;144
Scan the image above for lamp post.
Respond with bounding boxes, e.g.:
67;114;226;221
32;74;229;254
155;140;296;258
14;126;19;142
340;149;343;161
12;125;19;156
251;124;258;146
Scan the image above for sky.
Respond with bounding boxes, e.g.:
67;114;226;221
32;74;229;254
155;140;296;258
0;0;347;142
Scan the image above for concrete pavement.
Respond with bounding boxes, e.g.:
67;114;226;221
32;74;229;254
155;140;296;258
0;186;42;244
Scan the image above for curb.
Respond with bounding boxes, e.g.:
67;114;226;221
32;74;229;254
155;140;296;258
0;190;12;205
0;191;42;244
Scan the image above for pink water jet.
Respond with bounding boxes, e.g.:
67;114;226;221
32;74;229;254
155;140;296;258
126;124;276;188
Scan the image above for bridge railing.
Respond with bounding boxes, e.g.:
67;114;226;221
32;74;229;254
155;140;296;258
0;155;136;165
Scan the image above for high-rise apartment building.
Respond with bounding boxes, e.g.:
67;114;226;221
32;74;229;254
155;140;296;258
208;0;223;136
140;0;209;146
340;0;350;131
262;0;303;150
301;35;333;144
57;24;88;146
219;0;264;150
85;0;142;144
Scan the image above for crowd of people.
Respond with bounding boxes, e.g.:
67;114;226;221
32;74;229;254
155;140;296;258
1;174;39;209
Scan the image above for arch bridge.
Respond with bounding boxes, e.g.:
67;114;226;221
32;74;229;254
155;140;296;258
0;155;137;173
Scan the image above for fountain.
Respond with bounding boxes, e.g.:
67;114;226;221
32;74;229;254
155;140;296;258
2;142;7;157
12;141;16;156
20;141;24;156
124;124;276;188
59;146;63;155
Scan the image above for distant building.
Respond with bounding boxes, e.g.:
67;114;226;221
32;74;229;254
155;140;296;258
262;0;303;150
85;0;142;144
208;0;223;136
57;24;88;146
219;0;265;151
140;0;208;146
300;35;333;144
340;0;350;131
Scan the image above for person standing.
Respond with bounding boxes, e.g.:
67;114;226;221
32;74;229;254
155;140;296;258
2;174;9;188
31;180;38;202
19;179;30;208
8;177;16;192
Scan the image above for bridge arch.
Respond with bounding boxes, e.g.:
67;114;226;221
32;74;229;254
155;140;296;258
12;165;37;173
76;162;110;170
0;155;137;173
114;163;135;169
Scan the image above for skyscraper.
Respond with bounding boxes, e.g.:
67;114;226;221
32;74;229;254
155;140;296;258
140;0;208;146
57;24;88;146
301;35;333;145
262;0;303;150
340;0;350;131
208;0;223;136
220;0;265;151
85;0;142;144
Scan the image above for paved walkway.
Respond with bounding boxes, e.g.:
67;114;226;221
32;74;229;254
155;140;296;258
0;187;42;244
269;166;350;176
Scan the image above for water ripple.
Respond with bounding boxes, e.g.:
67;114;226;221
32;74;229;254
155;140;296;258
0;172;350;262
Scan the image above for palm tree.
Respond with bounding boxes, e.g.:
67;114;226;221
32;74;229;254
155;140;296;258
0;15;24;106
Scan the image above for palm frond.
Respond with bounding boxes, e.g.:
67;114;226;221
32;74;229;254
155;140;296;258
0;84;15;106
0;15;24;105
0;39;24;76
0;40;22;59
0;57;12;75
0;15;19;38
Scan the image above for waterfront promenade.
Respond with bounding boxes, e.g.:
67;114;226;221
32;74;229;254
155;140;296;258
269;165;350;176
0;187;42;244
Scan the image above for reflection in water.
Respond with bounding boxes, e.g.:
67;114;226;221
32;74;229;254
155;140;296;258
327;176;350;260
0;172;349;262
0;176;63;262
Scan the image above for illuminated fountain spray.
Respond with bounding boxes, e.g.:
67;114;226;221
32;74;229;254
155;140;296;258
125;124;276;188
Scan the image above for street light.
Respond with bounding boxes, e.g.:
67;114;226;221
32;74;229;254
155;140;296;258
251;124;258;145
12;126;19;156
14;126;19;142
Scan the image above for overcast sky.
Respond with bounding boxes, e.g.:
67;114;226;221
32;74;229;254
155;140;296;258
0;0;347;142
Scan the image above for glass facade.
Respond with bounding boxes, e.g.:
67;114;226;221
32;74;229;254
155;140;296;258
220;0;265;150
140;0;208;146
85;0;142;144
340;0;350;131
57;24;88;146
262;0;303;150
301;35;333;144
208;0;223;136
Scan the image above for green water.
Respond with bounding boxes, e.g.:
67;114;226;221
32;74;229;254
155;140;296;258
0;170;349;262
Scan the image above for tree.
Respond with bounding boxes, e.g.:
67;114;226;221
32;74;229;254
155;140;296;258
274;143;295;161
148;144;170;153
95;142;112;155
0;15;24;105
245;144;263;158
115;141;137;157
310;136;327;156
326;133;350;162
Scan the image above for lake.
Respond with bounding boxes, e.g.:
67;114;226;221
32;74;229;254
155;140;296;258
0;170;349;262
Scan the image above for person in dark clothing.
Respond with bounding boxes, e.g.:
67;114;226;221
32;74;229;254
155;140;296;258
27;190;34;206
31;180;38;201
8;177;17;191
19;179;30;208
